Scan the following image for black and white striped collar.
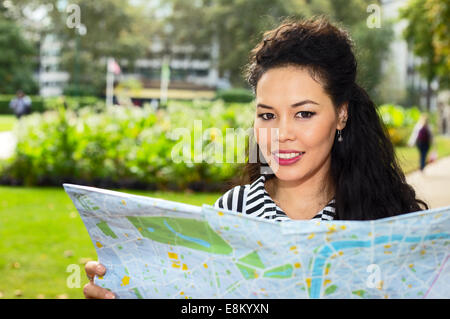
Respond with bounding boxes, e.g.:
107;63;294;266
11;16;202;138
250;174;336;221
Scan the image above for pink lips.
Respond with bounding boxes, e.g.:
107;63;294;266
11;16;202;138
273;150;303;154
272;150;305;166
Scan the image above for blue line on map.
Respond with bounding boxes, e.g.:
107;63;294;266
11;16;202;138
147;227;155;232
310;232;450;299
163;220;211;248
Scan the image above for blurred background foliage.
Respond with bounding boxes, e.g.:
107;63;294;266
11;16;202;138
2;0;448;107
0;12;39;94
1;0;394;101
0;99;435;190
0;0;448;190
0;100;254;190
377;104;422;146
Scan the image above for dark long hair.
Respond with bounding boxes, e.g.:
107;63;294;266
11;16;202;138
238;16;428;220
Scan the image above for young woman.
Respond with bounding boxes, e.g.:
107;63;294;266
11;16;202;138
214;16;428;221
83;16;428;299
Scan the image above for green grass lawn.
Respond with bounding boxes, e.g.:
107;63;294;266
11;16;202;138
0;115;16;132
395;135;450;174
0;186;220;299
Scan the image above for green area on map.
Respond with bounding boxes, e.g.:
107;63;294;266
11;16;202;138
127;216;233;255
96;221;118;239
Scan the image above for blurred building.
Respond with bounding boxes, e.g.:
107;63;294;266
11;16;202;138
437;91;450;136
37;32;230;99
116;35;230;103
38;34;69;97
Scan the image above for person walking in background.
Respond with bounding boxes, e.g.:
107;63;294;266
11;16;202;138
9;90;32;119
411;114;433;172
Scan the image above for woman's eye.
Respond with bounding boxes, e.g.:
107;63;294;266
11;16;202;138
257;111;315;120
258;113;275;120
296;111;315;118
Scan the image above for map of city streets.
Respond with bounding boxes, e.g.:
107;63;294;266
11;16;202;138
64;183;450;299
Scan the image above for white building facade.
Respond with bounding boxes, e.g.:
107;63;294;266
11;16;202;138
38;33;230;97
38;34;69;97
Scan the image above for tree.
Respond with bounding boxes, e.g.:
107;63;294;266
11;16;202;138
164;0;325;85
425;0;450;89
399;0;449;111
43;0;156;96
163;0;392;100
350;19;394;106
0;13;38;94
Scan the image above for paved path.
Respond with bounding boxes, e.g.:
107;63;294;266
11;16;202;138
405;156;450;209
0;130;449;209
0;131;16;160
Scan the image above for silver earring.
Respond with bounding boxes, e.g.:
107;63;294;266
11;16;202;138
338;130;343;142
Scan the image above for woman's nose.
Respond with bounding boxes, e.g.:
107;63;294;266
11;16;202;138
276;118;295;142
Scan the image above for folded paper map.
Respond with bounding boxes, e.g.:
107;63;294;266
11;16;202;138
63;183;450;299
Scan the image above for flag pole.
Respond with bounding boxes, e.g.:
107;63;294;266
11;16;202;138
160;55;170;108
106;57;114;106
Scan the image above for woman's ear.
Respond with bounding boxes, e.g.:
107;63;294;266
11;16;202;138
337;102;348;130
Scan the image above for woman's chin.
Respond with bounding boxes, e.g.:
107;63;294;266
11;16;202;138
270;166;304;181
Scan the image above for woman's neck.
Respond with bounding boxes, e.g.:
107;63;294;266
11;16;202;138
265;169;335;220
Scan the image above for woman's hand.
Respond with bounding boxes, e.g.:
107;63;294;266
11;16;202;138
83;261;116;299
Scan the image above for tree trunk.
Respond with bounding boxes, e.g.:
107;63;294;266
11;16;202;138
426;78;432;112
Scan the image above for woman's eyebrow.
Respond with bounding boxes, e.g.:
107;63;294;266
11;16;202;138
257;99;319;109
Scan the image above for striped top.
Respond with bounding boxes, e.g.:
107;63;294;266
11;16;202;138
213;175;336;222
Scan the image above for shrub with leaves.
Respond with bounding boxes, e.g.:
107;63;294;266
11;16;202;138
0;100;254;191
377;104;422;146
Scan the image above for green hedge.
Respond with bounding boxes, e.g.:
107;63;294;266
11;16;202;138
215;88;254;103
376;104;427;146
1;99;428;189
0;95;101;114
0;95;45;114
0;100;255;190
44;96;103;111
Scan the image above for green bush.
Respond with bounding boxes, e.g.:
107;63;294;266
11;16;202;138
63;84;99;97
44;96;102;112
0;100;255;190
377;104;423;146
2;99;433;188
0;95;100;114
377;104;422;128
0;95;45;114
215;88;254;103
0;95;14;114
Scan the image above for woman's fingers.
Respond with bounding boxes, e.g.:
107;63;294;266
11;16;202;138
84;261;114;299
85;261;106;280
83;282;115;299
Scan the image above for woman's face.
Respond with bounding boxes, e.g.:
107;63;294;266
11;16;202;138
254;65;348;182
